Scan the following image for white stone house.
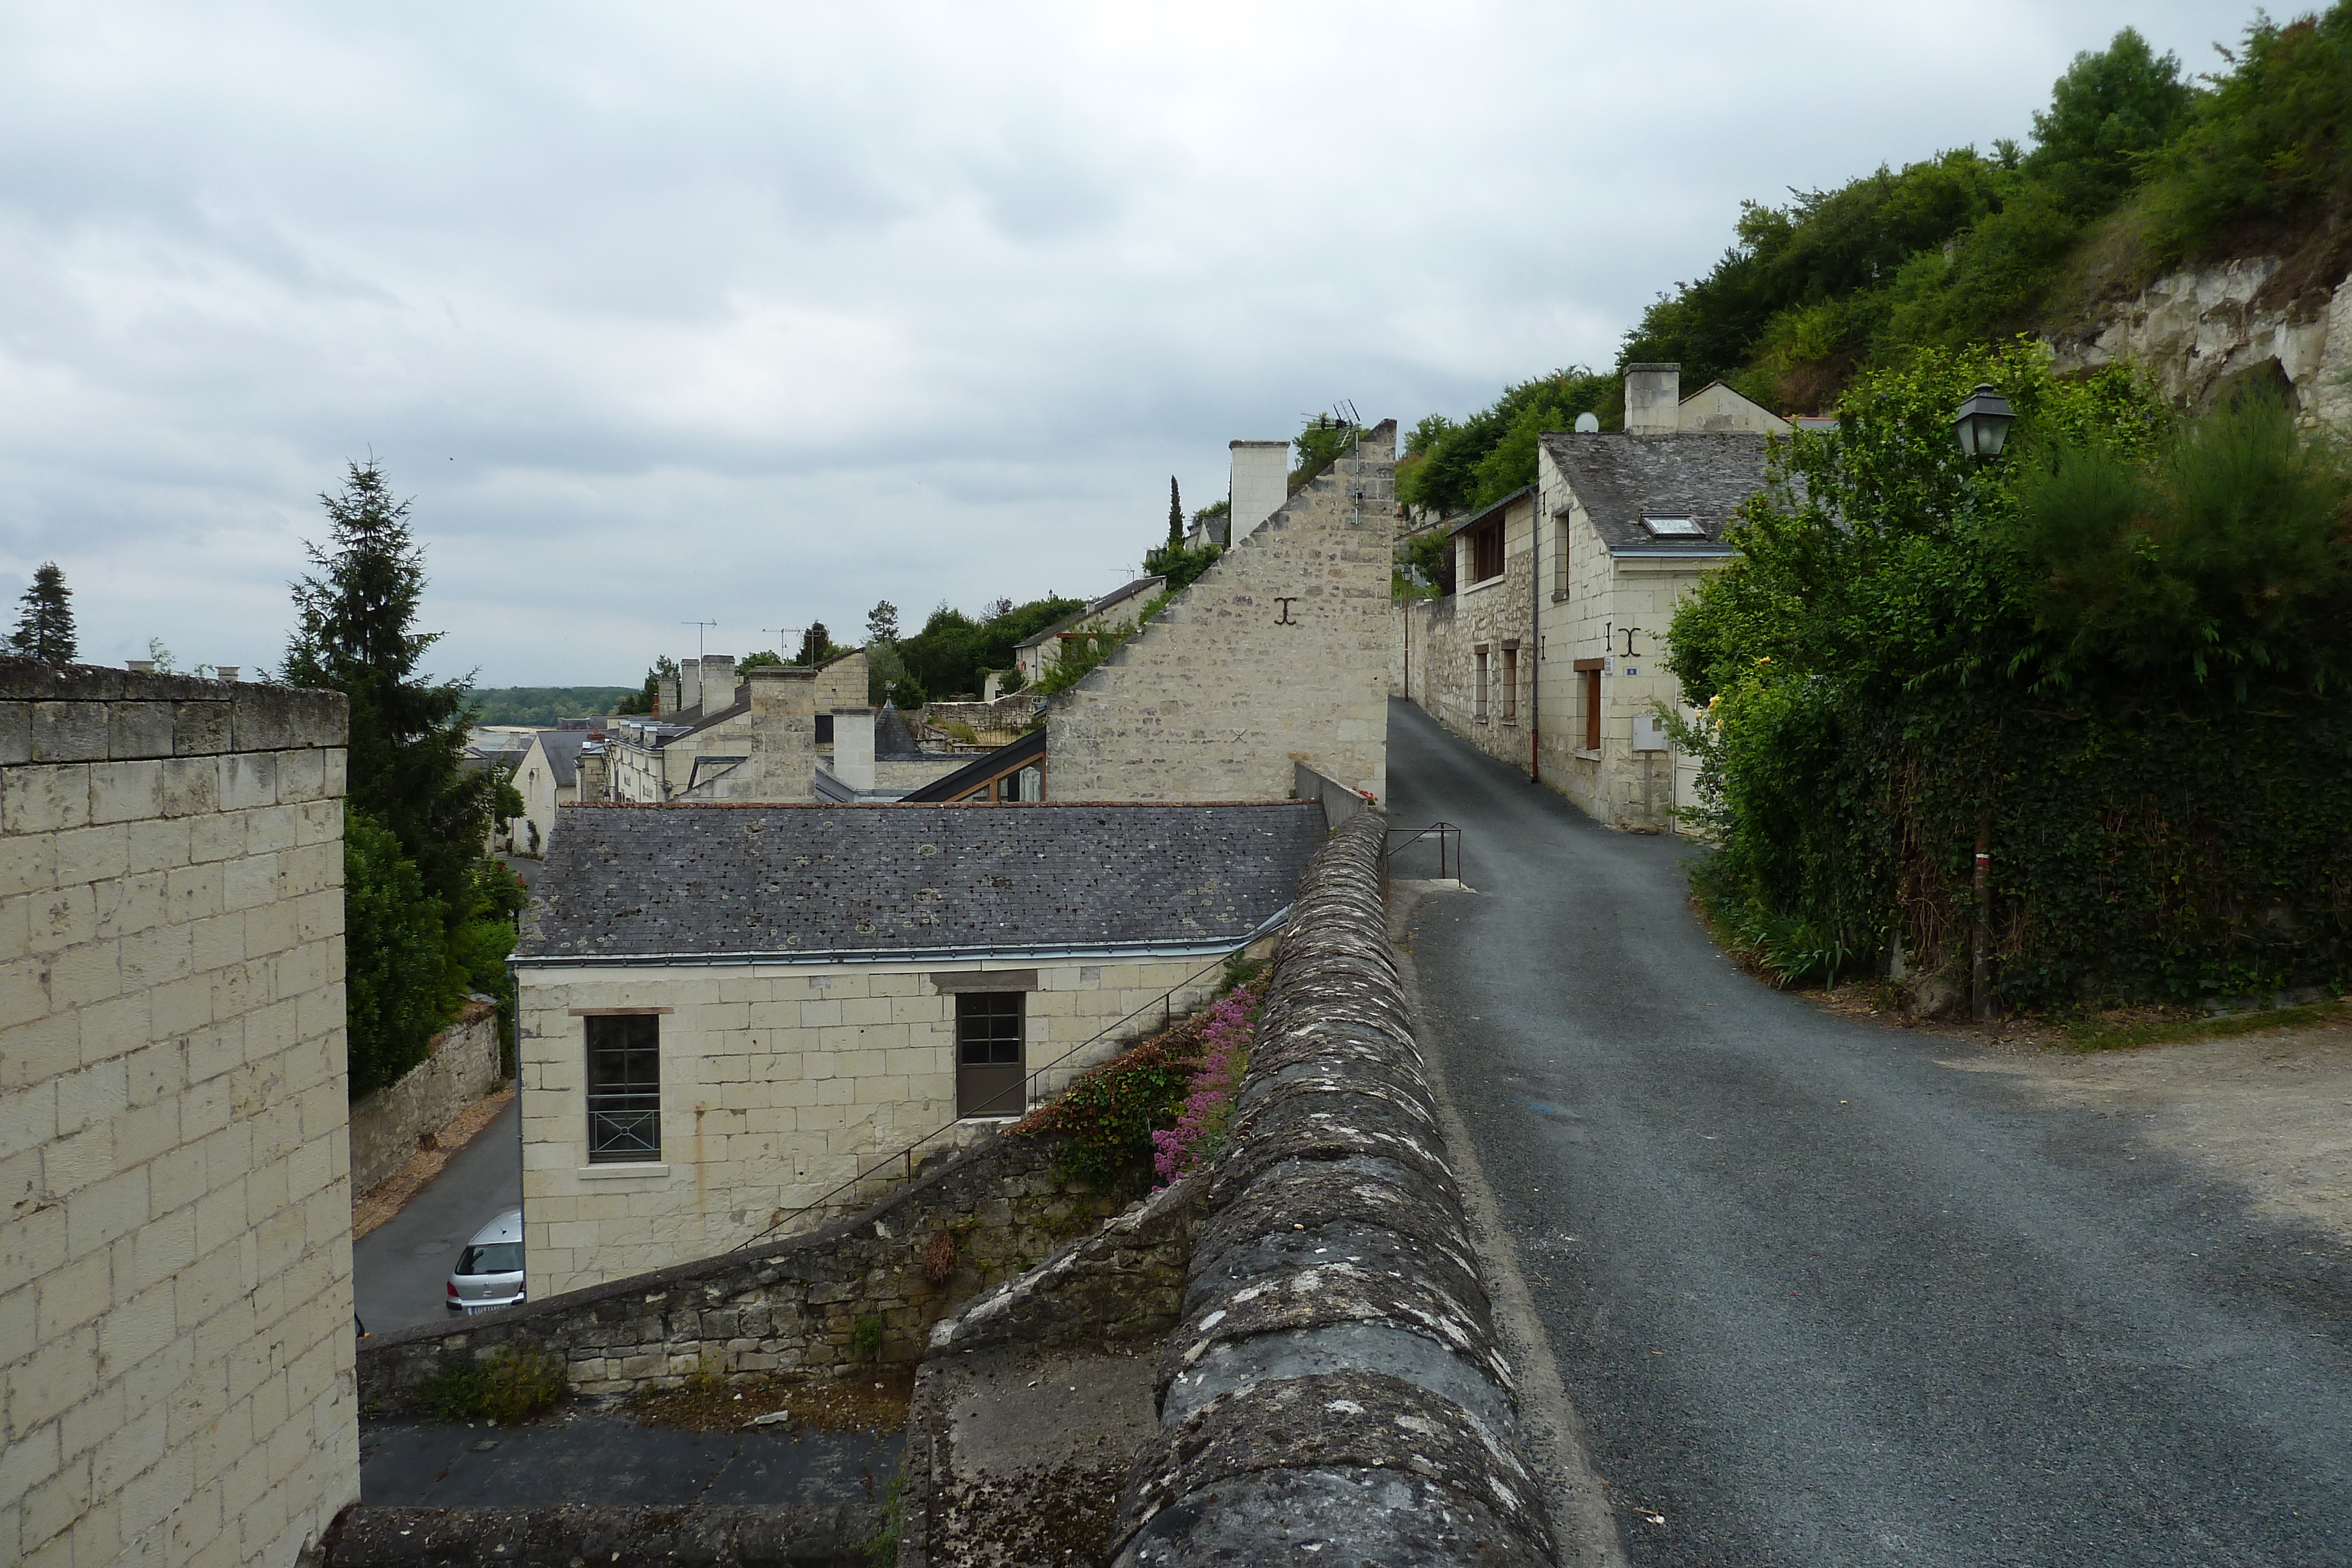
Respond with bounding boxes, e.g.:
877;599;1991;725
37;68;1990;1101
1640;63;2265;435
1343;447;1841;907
509;800;1319;1295
512;728;595;856
1402;366;1778;830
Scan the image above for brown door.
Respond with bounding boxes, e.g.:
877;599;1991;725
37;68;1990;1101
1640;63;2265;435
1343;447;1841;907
955;992;1025;1117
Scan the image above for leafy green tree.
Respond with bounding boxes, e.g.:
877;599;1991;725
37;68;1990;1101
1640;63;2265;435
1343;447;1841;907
615;655;680;716
2023;28;2193;217
8;562;76;664
739;650;783;671
794;623;846;665
470;687;635;725
343;807;447;1096
1399;370;1618;519
1143;539;1221;593
897;596;1084;698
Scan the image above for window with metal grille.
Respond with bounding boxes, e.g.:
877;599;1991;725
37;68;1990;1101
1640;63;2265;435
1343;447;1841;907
586;1014;662;1163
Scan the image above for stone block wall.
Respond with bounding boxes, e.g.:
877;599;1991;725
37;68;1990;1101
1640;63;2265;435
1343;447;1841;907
1109;815;1558;1567
515;952;1239;1296
1046;424;1395;804
0;660;358;1568
347;1001;502;1195
356;1124;1148;1412
1404;494;1540;775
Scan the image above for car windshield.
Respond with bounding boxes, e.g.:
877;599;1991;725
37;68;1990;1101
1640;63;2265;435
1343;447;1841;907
457;1242;523;1276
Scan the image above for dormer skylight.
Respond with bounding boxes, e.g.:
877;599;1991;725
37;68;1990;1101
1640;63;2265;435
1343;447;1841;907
1643;516;1704;537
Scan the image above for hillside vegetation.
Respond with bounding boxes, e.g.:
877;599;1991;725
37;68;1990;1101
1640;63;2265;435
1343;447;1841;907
1401;4;2352;520
470;686;634;726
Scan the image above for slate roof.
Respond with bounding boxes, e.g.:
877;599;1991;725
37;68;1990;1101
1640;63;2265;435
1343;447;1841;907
1541;431;1770;555
1441;486;1532;539
1014;577;1168;650
527;730;595;788
875;702;927;760
514;801;1322;965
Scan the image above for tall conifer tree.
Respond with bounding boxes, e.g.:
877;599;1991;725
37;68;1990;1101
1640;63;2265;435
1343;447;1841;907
8;561;77;664
1167;477;1183;550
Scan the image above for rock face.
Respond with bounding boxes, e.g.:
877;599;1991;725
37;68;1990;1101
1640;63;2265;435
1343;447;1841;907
2050;256;2352;432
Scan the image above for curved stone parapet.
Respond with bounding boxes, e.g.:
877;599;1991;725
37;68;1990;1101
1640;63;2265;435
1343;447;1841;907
1110;814;1558;1567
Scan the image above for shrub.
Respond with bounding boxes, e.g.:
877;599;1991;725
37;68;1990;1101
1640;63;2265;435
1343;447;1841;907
419;1345;567;1425
1151;980;1263;1185
850;1315;884;1361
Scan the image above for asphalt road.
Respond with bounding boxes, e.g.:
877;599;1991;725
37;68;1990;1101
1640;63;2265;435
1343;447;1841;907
1385;698;2352;1567
352;1097;523;1335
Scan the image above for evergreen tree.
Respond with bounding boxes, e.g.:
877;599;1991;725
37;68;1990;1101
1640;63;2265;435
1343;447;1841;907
8;562;77;664
1167;477;1183;549
796;622;834;664
283;460;510;937
866;600;899;643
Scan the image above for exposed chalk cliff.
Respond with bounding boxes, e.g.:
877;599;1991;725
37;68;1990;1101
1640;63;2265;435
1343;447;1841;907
2050;255;2352;432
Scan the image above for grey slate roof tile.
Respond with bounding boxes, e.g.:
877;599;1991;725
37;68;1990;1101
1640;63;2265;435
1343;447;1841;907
516;801;1322;963
1542;431;1770;553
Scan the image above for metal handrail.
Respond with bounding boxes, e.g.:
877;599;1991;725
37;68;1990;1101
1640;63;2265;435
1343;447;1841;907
1383;821;1462;881
729;941;1258;1252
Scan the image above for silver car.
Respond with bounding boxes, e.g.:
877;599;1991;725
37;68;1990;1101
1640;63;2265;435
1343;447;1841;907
446;1207;525;1314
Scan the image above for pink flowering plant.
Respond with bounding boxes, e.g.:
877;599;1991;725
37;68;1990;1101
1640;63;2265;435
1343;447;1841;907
1151;976;1264;1186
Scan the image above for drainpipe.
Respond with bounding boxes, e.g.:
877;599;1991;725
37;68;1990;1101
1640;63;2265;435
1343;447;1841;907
1528;485;1542;784
1971;810;1992;1024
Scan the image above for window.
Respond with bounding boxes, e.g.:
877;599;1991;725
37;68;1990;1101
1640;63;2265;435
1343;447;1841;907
1553;517;1570;597
1474;647;1490;723
586;1014;661;1162
956;992;1025;1118
1581;665;1603;750
816;714;835;744
1469;520;1504;583
1501;646;1519;724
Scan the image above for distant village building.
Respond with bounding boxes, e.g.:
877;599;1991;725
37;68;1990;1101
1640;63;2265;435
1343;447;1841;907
510;800;1321;1293
1010;575;1166;686
512;727;600;856
1401;366;1778;830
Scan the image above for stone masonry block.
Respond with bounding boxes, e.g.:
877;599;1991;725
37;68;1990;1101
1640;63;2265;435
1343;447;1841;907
229;686;345;753
0;701;30;764
160;756;220;818
107;703;176;761
30;702;108;763
218;753;276;812
172;701;233;756
4;764;90;836
88;759;166;827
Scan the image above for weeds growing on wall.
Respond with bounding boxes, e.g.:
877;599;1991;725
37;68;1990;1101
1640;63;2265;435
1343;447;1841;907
419;1344;569;1425
1669;344;2352;1007
1013;972;1265;1183
1151;983;1261;1185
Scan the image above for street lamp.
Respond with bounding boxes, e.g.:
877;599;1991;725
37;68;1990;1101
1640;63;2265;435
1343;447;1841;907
1952;383;2016;458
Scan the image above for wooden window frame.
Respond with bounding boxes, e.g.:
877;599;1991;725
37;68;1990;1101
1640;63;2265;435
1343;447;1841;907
1469;520;1505;584
1501;644;1519;724
584;1014;662;1164
1474;646;1490;723
1573;660;1604;751
955;991;1026;1118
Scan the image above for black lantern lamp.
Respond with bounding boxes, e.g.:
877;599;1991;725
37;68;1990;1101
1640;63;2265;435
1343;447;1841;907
1952;382;2016;458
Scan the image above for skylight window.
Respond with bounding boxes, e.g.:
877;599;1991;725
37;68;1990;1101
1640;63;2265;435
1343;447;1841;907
1643;516;1704;537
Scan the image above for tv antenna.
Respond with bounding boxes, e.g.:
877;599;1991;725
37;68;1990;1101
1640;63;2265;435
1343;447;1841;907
681;620;716;663
762;626;803;657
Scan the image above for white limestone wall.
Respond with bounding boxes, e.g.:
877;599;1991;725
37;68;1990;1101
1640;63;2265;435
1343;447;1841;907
1047;424;1395;804
1;666;359;1568
515;952;1237;1296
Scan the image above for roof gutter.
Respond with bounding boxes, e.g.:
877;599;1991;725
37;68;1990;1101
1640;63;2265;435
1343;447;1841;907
510;902;1295;972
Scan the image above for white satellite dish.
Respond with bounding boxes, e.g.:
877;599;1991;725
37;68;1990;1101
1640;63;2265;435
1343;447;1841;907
1573;412;1600;433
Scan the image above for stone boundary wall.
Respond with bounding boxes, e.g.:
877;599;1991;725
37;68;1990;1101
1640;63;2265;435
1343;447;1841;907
325;1503;881;1568
1294;760;1372;833
355;1126;1142;1414
348;1000;502;1194
1108;814;1559;1567
1;659;358;1568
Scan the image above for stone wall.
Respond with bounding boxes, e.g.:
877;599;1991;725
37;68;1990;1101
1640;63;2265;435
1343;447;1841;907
348;1000;503;1195
1;660;359;1568
1046;424;1395;804
356;1125;1146;1412
516;950;1243;1296
1108;815;1558;1567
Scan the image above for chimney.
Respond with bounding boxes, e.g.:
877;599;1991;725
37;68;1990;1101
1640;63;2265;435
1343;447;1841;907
656;675;680;716
1228;440;1291;543
1624;363;1682;435
700;654;737;713
832;708;876;792
678;659;700;714
214;666;239;683
126;660;156;674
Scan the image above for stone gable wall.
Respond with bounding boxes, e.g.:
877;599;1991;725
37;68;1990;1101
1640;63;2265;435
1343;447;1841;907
1045;424;1396;804
348;1001;503;1196
1;661;358;1568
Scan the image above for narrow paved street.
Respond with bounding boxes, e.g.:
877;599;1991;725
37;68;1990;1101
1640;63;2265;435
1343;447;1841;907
1387;699;2352;1567
352;1098;522;1335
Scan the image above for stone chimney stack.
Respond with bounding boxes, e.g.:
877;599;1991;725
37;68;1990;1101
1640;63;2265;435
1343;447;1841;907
1228;440;1291;544
1624;363;1682;435
576;744;609;803
657;674;681;716
678;660;700;716
832;708;876;792
700;654;737;714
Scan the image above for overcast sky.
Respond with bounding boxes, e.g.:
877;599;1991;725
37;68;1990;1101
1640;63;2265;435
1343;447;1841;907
0;1;2246;687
